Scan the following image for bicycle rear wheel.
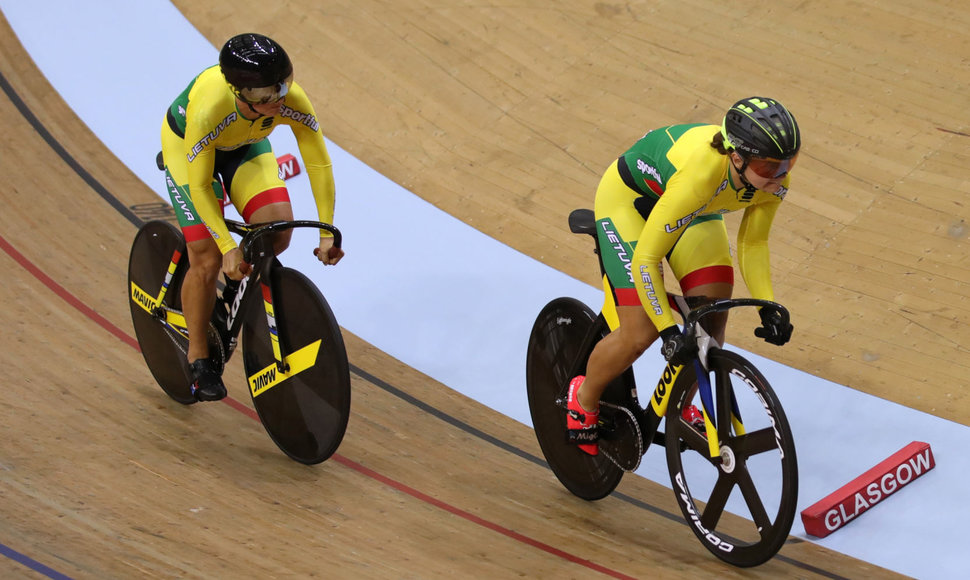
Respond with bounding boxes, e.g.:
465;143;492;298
242;265;350;464
128;221;196;404
526;297;623;500
665;349;797;567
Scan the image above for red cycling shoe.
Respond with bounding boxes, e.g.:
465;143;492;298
683;404;706;434
566;376;599;455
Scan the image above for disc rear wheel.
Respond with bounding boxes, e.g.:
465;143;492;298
128;221;196;404
526;297;623;500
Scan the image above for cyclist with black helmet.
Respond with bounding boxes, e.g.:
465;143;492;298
160;33;343;402
567;97;799;455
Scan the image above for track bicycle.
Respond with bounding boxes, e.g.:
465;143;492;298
526;209;797;567
127;217;351;465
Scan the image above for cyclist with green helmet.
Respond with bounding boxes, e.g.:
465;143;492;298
567;97;799;455
160;33;343;402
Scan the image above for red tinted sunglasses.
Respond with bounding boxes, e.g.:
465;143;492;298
746;154;798;179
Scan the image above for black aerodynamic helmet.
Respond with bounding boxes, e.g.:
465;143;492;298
721;97;800;160
219;33;293;103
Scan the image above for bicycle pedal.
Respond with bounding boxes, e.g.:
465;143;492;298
598;403;643;472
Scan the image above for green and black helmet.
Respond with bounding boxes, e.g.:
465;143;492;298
722;97;800;160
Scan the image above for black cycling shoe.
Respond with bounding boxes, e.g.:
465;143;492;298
189;357;227;402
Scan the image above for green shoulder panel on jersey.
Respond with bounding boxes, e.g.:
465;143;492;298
618;123;709;198
166;66;216;138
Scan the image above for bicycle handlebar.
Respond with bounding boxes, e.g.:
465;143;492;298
682;298;790;338
225;219;343;264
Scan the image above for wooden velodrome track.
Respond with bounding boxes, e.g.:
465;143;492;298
1;0;966;577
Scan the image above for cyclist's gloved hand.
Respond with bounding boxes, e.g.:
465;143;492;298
223;247;252;281
659;326;697;366
755;307;793;346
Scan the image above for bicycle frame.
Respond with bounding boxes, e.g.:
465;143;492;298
128;219;342;398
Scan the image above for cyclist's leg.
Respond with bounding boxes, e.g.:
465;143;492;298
576;163;659;412
181;239;222;362
161;122;225;364
222;140;294;255
667;216;734;344
161;124;228;400
667;216;733;427
247;202;293;253
581;308;655;410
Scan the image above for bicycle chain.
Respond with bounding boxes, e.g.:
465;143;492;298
598;402;643;472
157;313;226;375
160;319;188;356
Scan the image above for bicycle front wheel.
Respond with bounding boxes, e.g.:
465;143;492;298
242;265;350;464
665;349;797;567
526;297;623;500
127;221;196;404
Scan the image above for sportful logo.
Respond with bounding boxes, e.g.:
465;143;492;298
187;112;237;162
279;105;320;131
636;159;663;185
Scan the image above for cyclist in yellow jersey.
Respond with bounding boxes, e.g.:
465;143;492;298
567;97;798;455
160;33;344;401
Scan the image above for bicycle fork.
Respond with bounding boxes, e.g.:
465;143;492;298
650;357;744;463
243;262;322;400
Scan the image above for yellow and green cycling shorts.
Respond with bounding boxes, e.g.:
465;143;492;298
161;119;290;244
593;159;734;309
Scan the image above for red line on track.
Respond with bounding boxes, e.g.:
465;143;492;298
0;234;139;350
0;233;635;580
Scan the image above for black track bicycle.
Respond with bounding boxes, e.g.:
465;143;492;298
128;217;351;465
526;209;797;567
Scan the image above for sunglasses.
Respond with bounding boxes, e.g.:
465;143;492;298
745;154;798;179
232;73;293;105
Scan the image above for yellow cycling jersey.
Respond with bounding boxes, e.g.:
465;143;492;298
610;124;789;331
166;65;335;254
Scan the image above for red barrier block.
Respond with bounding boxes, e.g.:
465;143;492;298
277;153;301;180
801;441;935;538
